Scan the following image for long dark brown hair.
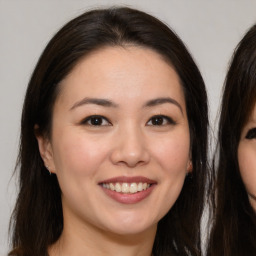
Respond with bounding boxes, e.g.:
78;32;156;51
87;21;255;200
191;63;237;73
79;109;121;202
207;24;256;256
9;7;209;256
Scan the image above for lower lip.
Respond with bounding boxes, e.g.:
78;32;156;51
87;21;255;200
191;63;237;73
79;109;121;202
101;185;156;204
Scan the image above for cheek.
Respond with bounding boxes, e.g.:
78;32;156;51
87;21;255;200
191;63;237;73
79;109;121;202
151;131;190;175
149;132;190;217
52;130;109;177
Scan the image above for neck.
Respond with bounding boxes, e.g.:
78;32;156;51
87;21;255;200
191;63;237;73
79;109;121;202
49;218;156;256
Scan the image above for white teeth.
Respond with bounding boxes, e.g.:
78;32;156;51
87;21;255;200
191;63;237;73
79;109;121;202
102;182;151;193
109;183;115;191
142;183;147;190
121;183;129;193
115;183;122;192
130;183;137;193
137;182;143;191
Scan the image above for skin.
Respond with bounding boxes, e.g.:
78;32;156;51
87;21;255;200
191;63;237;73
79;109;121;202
238;103;256;211
37;46;191;256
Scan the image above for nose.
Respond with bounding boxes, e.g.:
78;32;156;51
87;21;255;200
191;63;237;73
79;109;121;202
110;126;150;168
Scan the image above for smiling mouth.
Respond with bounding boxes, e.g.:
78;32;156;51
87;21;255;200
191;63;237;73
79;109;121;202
99;176;156;204
101;182;151;194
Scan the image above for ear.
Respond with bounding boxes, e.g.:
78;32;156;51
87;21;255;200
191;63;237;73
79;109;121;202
35;125;56;174
186;160;193;173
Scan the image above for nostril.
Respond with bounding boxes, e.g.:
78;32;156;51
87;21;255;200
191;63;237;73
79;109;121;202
110;147;150;167
109;130;150;166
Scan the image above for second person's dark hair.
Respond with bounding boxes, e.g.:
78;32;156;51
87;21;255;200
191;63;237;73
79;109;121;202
207;24;256;256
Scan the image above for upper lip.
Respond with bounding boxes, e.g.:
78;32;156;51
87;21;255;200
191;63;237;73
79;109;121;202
99;176;157;184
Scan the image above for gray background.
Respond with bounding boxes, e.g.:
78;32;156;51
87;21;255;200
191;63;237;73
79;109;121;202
1;0;256;254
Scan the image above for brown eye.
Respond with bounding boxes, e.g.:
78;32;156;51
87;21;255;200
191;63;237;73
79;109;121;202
147;115;176;126
81;115;111;126
151;116;164;125
245;128;256;139
90;117;103;125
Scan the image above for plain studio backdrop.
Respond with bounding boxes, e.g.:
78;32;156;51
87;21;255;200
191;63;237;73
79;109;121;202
1;0;256;254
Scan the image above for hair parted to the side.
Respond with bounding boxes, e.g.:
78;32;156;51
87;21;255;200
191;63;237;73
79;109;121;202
9;7;209;256
207;24;256;256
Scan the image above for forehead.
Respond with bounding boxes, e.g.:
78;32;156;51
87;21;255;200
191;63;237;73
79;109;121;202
56;46;185;107
67;45;176;81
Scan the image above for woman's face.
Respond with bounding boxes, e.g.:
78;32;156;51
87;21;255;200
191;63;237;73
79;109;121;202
38;46;191;237
238;103;256;211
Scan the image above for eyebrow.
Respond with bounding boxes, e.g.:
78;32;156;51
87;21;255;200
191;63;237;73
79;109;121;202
144;97;183;115
70;97;118;110
70;96;183;114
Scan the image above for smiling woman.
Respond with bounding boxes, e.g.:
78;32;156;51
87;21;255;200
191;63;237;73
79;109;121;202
8;7;209;256
38;46;190;239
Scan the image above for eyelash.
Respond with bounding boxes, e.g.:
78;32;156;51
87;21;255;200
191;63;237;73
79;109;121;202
80;114;176;127
146;115;176;126
80;115;111;126
245;127;256;139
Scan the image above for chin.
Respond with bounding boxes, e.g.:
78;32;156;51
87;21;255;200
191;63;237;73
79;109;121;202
106;225;155;237
102;215;157;236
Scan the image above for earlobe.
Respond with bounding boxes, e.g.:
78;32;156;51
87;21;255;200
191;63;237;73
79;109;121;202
187;160;193;173
35;127;56;174
186;149;193;173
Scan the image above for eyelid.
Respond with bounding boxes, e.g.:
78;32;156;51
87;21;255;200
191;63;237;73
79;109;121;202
146;115;176;126
245;127;256;139
80;115;112;126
